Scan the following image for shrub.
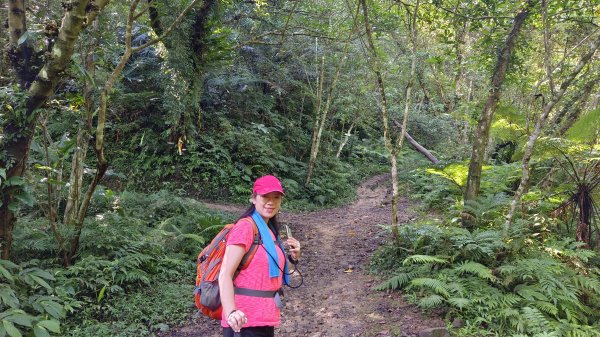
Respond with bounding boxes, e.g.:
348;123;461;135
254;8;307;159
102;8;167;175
373;220;600;336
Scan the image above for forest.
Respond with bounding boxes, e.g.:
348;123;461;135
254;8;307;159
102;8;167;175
1;0;600;336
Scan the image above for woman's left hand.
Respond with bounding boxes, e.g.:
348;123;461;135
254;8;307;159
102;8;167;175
286;237;301;261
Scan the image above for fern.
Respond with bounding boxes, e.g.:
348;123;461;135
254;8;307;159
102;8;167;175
454;261;496;281
418;294;445;308
372;213;600;336
522;306;553;334
499;307;519;319
532;332;560;337
573;275;600;296
409;278;451;298
402;255;448;266
376;272;417;291
447;297;470;309
446;281;466;297
462;193;510;224
515;285;550;302
449;229;505;263
533;300;559;317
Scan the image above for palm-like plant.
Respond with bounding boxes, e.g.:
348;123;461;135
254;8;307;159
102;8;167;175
551;148;600;248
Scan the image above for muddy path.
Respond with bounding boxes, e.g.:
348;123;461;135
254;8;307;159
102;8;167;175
162;175;444;337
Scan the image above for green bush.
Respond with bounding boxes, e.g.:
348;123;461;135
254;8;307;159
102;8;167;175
9;189;227;336
0;259;77;337
372;220;600;336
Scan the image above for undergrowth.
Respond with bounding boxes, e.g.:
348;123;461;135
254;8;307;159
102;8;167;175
372;222;600;336
372;160;600;336
4;190;230;337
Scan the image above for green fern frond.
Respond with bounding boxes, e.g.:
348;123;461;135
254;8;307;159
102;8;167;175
179;233;206;245
409;278;451;297
573;275;600;296
522;306;552;332
500;307;520;319
533;301;559;317
561;306;580;324
446;281;466;296
375;272;417;291
532;331;560;337
497;264;517;277
454;261;496;281
565;107;600;142
447;297;470;309
516;285;549;302
200;224;227;233
561;323;600;337
418;294;445;308
499;293;522;307
402;255;448;266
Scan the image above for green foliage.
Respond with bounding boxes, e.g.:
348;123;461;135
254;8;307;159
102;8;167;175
9;189;224;336
408;161;521;216
0;260;74;337
372;220;600;336
425;162;470;189
565;108;600;143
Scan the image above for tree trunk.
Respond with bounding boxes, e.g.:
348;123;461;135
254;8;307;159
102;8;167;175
464;2;533;205
63;0;203;265
305;2;360;185
305;58;345;185
360;0;399;239
453;14;467;110
505;33;600;228
63;55;95;229
336;124;355;158
7;0;40;88
1;0;97;260
397;0;419;155
306;56;326;185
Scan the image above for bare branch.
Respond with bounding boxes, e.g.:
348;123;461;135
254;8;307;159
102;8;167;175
133;0;203;53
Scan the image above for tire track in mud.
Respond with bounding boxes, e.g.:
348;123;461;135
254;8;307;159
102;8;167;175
162;175;444;337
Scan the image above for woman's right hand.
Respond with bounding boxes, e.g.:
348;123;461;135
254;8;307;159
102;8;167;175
227;309;247;332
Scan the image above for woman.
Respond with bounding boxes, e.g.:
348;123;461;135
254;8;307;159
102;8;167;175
218;175;301;337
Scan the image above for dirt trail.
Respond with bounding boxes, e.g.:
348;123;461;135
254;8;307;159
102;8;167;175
163;175;444;337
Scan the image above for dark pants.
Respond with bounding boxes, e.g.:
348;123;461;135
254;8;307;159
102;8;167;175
223;326;274;337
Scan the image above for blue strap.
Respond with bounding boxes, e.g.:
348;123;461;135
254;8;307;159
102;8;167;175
251;210;290;285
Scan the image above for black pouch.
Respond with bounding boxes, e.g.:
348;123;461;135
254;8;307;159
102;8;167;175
200;280;221;310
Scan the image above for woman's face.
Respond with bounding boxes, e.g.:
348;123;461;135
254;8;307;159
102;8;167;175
252;192;283;221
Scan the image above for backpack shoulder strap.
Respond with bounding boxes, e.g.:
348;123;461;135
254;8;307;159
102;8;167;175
234;217;261;279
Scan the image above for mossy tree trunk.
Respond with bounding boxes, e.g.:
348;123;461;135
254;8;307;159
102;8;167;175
463;2;534;228
1;0;106;260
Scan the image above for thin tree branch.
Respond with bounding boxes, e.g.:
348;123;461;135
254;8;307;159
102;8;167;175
132;0;203;53
542;0;555;95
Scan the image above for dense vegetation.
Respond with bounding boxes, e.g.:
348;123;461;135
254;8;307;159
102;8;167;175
1;0;599;336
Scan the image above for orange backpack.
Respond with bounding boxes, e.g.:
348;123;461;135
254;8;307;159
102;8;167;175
194;217;261;319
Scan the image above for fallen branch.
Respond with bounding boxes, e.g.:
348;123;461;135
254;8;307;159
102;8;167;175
393;121;440;164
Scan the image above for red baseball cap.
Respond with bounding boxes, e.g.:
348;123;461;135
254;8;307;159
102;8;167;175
252;175;285;195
